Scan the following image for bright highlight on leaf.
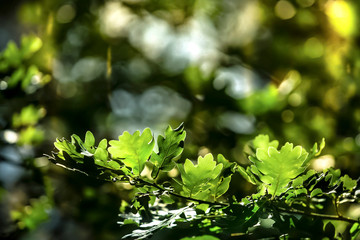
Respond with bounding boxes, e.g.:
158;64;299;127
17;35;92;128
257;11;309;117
150;123;186;179
178;154;234;202
242;135;326;197
109;128;155;176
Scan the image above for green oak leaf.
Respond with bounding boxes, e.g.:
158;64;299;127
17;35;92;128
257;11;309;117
54;137;83;162
71;131;96;155
325;168;342;187
310;188;323;198
49;132;121;179
252;134;279;150
214;154;236;199
250;142;309;196
303;138;325;166
93;139;121;170
150;123;186;179
340;174;357;191
291;169;317;188
21;35;42;59
108;128;155;176
178;153;231;201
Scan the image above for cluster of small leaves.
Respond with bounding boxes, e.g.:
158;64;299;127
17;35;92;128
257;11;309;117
47;125;360;239
238;134;325;197
48;123;234;203
11;104;46;145
178;154;236;202
0;34;51;93
10;196;52;230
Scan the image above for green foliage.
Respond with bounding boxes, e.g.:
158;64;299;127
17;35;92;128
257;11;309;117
251;142;309;196
12;105;45;128
109;128;155;176
17;126;44;145
0;34;50;92
340;174;357;191
240;135;325;197
150;123;186;179
46;125;360;239
10;105;46;145
10;196;51;230
239;85;283;115
178;154;234;202
0;35;42;70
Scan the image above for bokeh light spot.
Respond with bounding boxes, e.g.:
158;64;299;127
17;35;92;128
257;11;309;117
296;0;315;8
281;110;294;123
326;1;356;38
0;81;8;90
56;4;76;24
304;37;324;58
288;93;302;107
275;1;296;20
3;130;19;144
312;155;335;171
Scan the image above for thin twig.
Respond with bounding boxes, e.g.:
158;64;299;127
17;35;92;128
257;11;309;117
137;178;229;207
276;206;358;224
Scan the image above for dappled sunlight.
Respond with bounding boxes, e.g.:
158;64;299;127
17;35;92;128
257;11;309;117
56;3;76;24
213;66;263;99
311;155;335;171
275;0;296;20
326;0;357;38
2;0;360;238
99;1;136;38
109;86;192;134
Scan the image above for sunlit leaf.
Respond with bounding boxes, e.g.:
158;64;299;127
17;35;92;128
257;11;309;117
12;104;45;128
21;35;43;59
250;141;309;196
84;131;96;151
21;65;39;90
178;154;223;201
303;138;326;166
8;66;25;88
17;126;44;146
340;174;357;191
109;128;155;176
310;188;323;198
150;123;186;179
54;136;84;162
292;169;317;188
237;165;256;184
49;132;123;179
10;196;51;230
350;222;360;240
181;235;220;240
325;168;341;187
239;85;283;115
294;188;307;196
2;41;22;66
252;134;279;150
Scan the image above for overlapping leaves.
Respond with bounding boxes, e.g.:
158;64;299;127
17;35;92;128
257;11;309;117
48;123;187;179
47;126;360;239
239;135;325;196
150;123;186;179
109;128;155;176
178;154;235;202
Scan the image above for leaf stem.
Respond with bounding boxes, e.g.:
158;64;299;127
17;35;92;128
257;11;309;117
276;206;358;224
137;178;229;207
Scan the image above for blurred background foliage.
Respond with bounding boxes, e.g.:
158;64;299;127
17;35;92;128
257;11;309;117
1;0;360;239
